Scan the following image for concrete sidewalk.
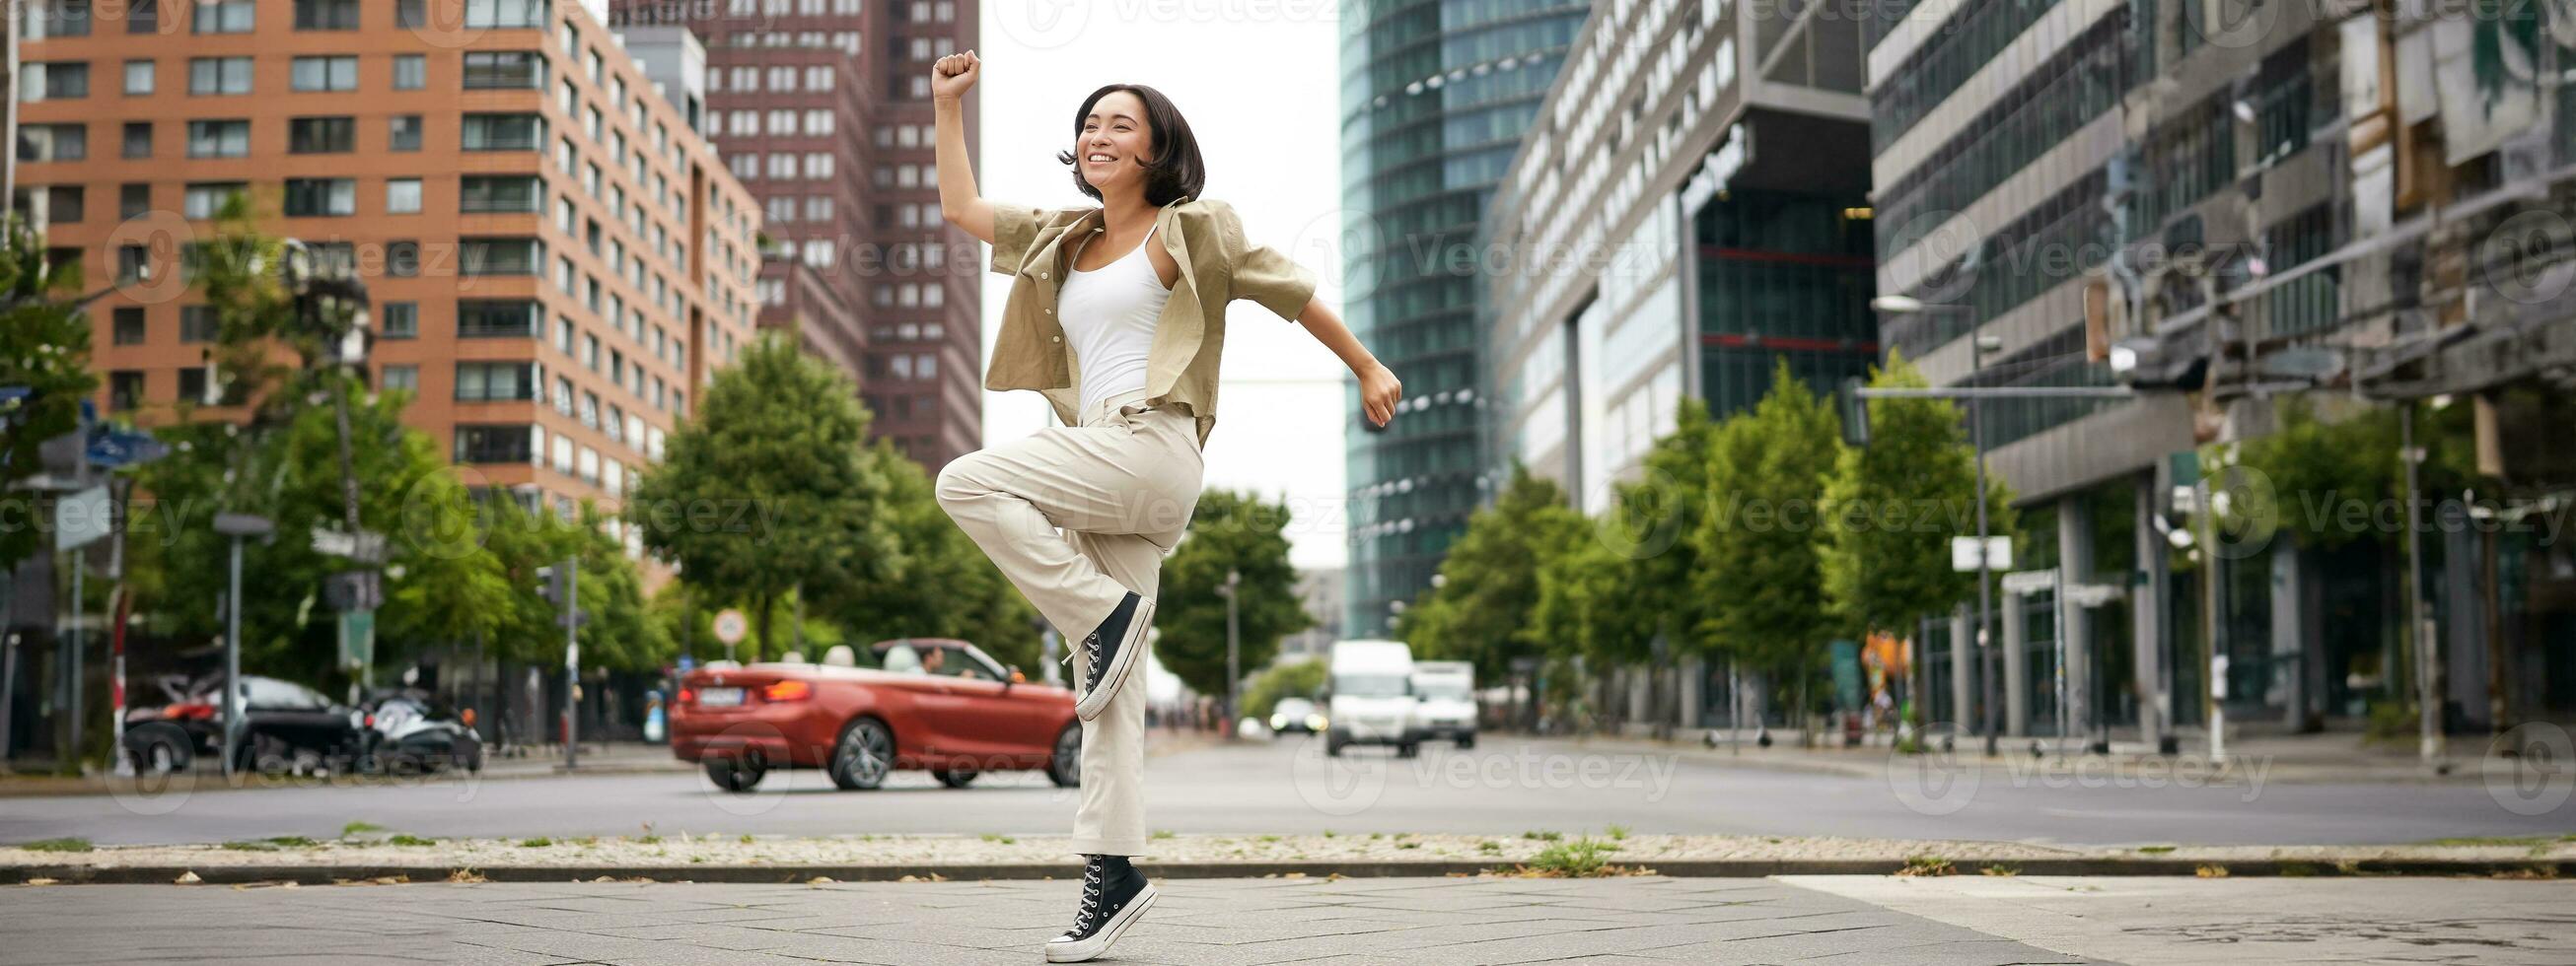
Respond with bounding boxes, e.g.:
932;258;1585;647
10;873;2573;965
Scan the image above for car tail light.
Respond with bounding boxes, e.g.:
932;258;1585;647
363;714;376;728
164;703;217;721
762;680;812;703
678;688;697;706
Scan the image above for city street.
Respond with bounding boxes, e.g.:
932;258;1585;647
7;733;2569;848
6;873;2571;965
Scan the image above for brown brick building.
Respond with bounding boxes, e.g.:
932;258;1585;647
609;0;981;469
17;0;764;533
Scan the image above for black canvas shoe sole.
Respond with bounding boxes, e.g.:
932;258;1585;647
1073;594;1155;722
1045;881;1157;963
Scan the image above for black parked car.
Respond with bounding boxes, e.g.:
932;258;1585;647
121;674;364;775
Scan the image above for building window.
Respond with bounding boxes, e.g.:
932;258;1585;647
463;0;545;29
185;119;248;158
457;299;542;335
182;183;246;220
179;306;220;342
458;239;543;277
287;116;356;154
178;368;211;405
381;365;419;392
386;178;422;214
120;183;149;220
463;51;545;89
108;372;146;411
456;361;537;401
805;153;834;178
187;56;252;94
454;425;537;463
381;301;419;338
24;62;88;100
125;0;158;33
122;60;153;96
283;178;356;217
290;56;360;93
293;0;359;30
461;175;542;213
16;123;86;162
385;241;420;277
389;115;423;152
121;122;152;159
461;113;545;151
112;308;146;345
395;0;426;28
192;1;254;34
393;55;426;91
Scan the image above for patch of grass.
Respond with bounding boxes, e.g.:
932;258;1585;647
17;838;92;854
221;841;277;852
2422;835;2576;848
1604;825;1630;841
266;836;319;848
1478;840;1504;854
341;821;388;837
1257;835;1281;843
739;834;755;844
2278;862;2320;877
2134;845;2177;855
1896;855;1956;877
1149;830;1176;841
1368;832;1383;841
388;835;437;848
1321;829;1337;838
635;835;663;845
1979;862;2020;877
979;833;1016;845
1396;841;1421;850
1514;837;1621;877
1521;830;1562;842
518;837;554;848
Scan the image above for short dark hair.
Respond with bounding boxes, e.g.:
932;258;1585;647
1056;84;1204;206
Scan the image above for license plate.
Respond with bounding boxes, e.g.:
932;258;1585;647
698;687;744;707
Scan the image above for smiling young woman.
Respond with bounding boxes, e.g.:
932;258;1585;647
926;50;1399;962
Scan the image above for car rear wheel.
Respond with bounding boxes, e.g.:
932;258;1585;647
705;751;766;793
1046;724;1082;788
127;724;192;775
829;718;894;791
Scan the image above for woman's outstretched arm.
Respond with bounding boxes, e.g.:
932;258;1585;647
931;50;993;244
1296;300;1403;428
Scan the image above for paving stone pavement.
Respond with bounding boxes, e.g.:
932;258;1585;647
3;875;2098;966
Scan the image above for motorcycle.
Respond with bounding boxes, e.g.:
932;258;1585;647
357;690;484;775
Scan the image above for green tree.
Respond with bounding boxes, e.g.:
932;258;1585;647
0;215;101;573
479;498;668;671
1155;489;1311;698
1820;351;2015;638
627;334;896;657
1401;464;1586;683
823;441;1042;670
1696;362;1846;697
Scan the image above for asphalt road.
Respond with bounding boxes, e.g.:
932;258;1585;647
6;733;2571;847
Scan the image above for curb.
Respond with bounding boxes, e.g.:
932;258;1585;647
7;857;2567;886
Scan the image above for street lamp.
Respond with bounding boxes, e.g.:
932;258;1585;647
1217;569;1242;737
212;512;273;779
1872;297;2004;756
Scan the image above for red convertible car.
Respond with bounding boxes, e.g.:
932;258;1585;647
671;638;1080;793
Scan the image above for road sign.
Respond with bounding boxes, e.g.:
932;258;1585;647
54;485;110;550
713;609;749;646
84;429;169;468
1999;570;2058;594
1950;535;2012;572
311;526;387;564
337;609;375;670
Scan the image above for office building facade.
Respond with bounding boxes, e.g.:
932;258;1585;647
610;0;981;468
21;0;763;523
1339;0;1590;638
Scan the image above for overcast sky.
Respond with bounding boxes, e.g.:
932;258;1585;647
969;2;1352;572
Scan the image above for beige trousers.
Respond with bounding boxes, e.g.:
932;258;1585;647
934;385;1202;857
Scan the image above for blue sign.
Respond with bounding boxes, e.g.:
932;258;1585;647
86;429;170;468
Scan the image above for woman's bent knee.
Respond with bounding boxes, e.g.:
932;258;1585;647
933;453;986;509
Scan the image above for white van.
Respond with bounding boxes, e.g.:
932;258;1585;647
1408;660;1476;749
1324;640;1417;757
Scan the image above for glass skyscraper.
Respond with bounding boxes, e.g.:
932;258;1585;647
1339;0;1590;638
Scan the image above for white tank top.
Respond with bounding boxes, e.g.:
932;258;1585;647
1058;220;1173;420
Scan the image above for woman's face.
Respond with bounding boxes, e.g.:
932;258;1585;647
1076;91;1155;196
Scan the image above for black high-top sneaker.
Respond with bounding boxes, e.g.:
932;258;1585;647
1068;591;1155;722
1046;854;1157;963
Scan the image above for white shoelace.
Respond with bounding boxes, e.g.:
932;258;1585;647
1072;859;1107;933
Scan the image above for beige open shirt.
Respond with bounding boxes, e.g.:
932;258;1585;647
983;195;1320;448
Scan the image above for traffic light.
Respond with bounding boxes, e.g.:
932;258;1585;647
2107;329;2210;393
536;564;565;608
